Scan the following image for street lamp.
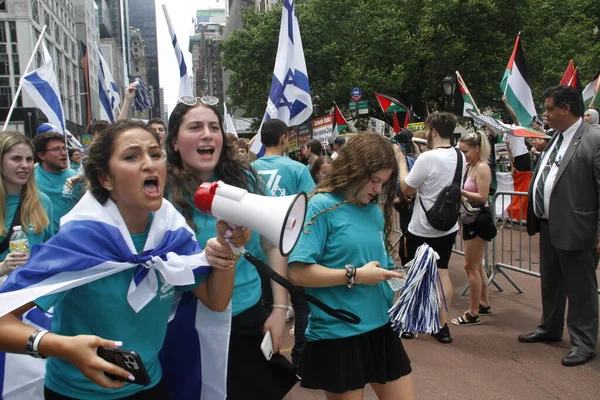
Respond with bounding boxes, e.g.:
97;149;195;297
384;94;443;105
442;75;456;111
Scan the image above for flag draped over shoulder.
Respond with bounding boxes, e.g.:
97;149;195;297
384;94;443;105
97;45;121;123
21;42;66;134
251;0;313;156
455;71;480;116
0;192;210;318
583;70;600;109
500;34;537;126
331;104;348;137
162;5;193;98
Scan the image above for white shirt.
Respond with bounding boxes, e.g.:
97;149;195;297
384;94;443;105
502;127;529;158
405;147;466;238
532;118;582;219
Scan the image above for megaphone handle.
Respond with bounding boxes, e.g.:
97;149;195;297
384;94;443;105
220;219;246;257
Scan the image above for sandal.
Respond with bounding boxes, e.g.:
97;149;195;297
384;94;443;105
479;304;492;316
451;312;481;326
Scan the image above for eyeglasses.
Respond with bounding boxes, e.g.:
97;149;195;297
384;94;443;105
177;96;219;106
45;146;67;153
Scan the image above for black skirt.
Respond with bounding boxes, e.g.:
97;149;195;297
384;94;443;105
227;301;298;400
298;322;412;394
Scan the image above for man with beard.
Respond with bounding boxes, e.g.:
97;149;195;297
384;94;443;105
520;85;600;367
33;132;83;233
396;112;465;344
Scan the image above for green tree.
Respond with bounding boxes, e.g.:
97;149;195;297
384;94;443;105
221;0;600;126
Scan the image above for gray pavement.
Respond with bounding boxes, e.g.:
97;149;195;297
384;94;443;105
282;230;600;399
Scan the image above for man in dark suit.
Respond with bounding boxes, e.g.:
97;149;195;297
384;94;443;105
520;85;600;367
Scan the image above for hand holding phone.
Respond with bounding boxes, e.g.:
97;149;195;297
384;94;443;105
260;331;273;361
97;347;151;386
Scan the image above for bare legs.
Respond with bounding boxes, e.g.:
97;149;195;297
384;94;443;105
464;236;488;316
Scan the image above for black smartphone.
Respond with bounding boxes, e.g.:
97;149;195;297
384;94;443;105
96;347;151;386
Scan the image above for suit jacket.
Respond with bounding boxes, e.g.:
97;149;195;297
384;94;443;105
526;122;600;251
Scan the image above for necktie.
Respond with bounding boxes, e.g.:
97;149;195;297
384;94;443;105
534;133;563;218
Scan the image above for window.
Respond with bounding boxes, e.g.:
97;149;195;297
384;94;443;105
32;0;39;23
54;23;59;42
0;0;6;12
64;33;68;50
13;53;19;75
8;21;15;43
0;54;9;75
0;23;6;43
0;87;12;107
44;12;50;29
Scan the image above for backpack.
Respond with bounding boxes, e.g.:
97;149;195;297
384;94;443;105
419;148;463;231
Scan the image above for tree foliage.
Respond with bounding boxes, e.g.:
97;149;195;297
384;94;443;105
220;0;600;124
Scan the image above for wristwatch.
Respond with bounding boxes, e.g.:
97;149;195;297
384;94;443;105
345;264;356;289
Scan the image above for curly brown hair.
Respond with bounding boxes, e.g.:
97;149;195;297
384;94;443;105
308;133;398;255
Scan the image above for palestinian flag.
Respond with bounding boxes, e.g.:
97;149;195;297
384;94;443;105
375;93;407;113
454;71;480;116
403;110;410;129
393;112;401;133
331;104;349;136
500;34;537;126
560;60;577;86
582;70;600;109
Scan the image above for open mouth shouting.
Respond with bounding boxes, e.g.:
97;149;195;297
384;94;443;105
197;146;215;157
143;176;161;198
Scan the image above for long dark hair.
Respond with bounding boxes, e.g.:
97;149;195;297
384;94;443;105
165;102;262;231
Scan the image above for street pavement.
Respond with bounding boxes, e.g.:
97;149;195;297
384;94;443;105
282;226;600;399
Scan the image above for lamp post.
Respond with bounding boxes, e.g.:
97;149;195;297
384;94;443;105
442;75;456;112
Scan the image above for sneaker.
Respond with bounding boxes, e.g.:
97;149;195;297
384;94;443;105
286;306;295;322
401;332;415;340
431;324;453;344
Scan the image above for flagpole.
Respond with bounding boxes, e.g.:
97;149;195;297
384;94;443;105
3;25;47;132
456;70;481;113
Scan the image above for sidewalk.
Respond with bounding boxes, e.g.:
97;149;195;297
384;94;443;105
283;249;600;399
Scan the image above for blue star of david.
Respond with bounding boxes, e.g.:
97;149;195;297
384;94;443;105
276;69;296;112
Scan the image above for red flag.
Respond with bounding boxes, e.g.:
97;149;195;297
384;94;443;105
560;60;576;86
393;112;400;133
403;110;410;129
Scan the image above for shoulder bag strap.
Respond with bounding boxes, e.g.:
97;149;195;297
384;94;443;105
243;252;361;325
0;200;23;254
453;148;463;184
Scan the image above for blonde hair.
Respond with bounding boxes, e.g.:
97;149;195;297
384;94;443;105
306;133;398;255
459;130;490;164
0;132;49;236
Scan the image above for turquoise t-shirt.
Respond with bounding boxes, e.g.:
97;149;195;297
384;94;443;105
34;167;83;233
0;192;54;261
35;220;205;399
251;156;316;196
288;192;396;341
70;162;80;171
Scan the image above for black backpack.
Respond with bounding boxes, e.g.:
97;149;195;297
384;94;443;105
419;148;463;231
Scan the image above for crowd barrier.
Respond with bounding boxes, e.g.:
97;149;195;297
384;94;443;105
453;190;600;296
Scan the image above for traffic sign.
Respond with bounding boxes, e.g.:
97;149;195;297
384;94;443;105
350;87;363;101
349;102;357;111
357;100;369;115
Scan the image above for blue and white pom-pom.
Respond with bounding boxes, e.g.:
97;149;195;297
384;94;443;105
388;243;443;335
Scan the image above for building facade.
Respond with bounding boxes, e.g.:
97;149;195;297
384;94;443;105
0;0;84;136
128;0;160;119
190;9;225;102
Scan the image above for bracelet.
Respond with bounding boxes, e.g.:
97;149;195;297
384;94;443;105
26;329;49;359
271;304;289;310
345;264;356;289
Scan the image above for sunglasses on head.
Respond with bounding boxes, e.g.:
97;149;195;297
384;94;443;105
177;96;219;106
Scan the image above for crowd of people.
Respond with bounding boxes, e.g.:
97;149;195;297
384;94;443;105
0;84;598;399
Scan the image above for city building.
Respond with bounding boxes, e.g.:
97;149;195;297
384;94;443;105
128;0;160;119
190;9;225;103
126;26;148;119
0;0;84;136
255;0;280;12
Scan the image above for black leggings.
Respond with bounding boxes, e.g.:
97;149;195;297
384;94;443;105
44;379;170;400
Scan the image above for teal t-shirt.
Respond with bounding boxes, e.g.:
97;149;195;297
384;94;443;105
251;156;316;196
35;166;83;233
0;193;54;261
288;192;396;341
35;220;205;399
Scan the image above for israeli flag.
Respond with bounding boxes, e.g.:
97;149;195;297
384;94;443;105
21;42;66;134
251;0;312;156
223;103;238;137
0;192;230;399
98;46;121;123
0;191;210;317
162;5;193;98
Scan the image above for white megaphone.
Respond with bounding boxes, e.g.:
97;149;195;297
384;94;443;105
194;181;307;256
